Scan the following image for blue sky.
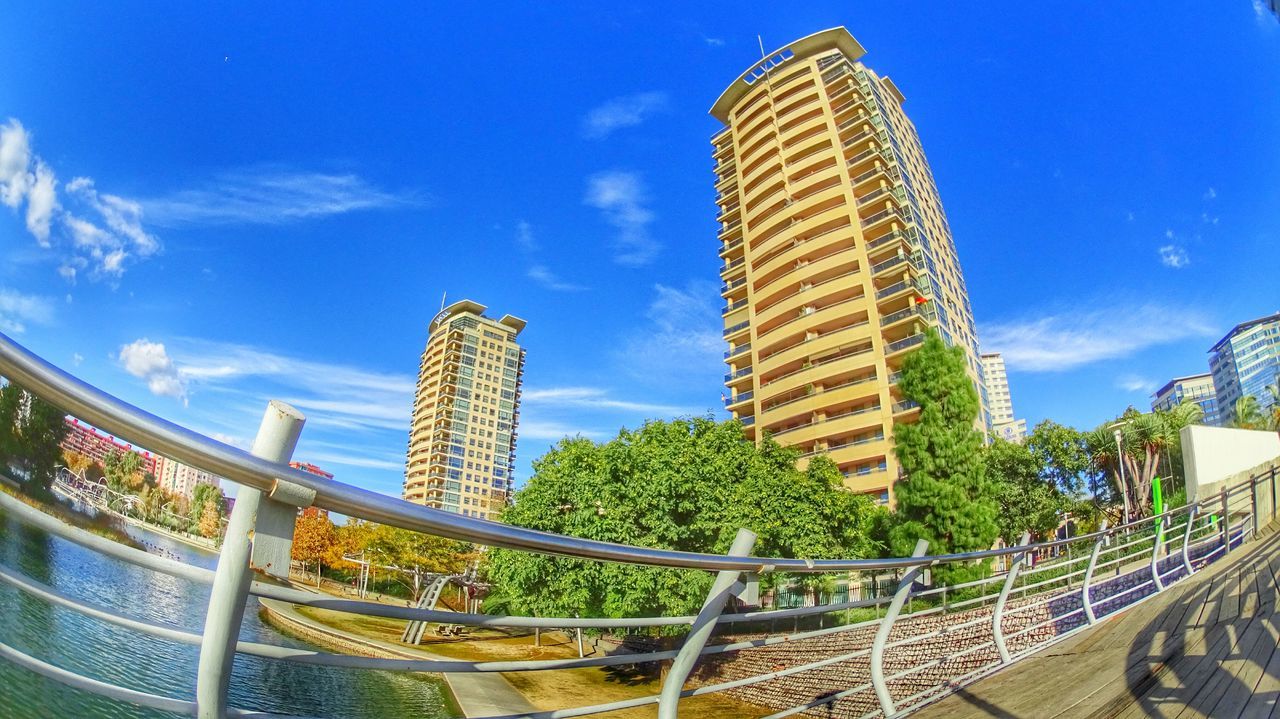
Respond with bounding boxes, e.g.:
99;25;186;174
1;3;1278;498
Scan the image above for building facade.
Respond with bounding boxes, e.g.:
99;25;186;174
1209;312;1280;424
153;455;221;500
981;353;1027;442
1151;373;1220;426
61;417;158;477
403;300;526;519
712;28;986;503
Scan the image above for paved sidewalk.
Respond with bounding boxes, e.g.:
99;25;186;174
260;597;537;718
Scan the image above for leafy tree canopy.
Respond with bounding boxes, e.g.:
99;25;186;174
889;330;998;580
486;416;882;623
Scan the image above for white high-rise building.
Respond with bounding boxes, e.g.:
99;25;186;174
153;455;221;500
981;352;1026;442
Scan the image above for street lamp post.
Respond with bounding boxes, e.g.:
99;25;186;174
1113;426;1131;525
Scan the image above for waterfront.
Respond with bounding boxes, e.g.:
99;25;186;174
0;505;457;718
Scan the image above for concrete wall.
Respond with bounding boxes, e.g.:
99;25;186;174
1182;425;1280;505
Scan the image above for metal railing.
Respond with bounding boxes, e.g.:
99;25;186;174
0;329;1274;719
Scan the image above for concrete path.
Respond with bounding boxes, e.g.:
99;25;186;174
916;521;1280;718
260;597;537;718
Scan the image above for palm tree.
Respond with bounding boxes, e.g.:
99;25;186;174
1266;380;1280;431
1231;396;1265;430
1084;427;1127;520
1087;403;1202;520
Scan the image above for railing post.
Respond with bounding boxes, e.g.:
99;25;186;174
1250;475;1260;540
1181;505;1197;577
1270;467;1277;523
196;401;304;719
993;531;1031;664
656;528;757;719
1082;520;1109;625
1149;516;1168;592
871;539;929;718
1221;490;1231;555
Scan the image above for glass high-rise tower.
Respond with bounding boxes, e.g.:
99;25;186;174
403;300;526;519
712;28;986;503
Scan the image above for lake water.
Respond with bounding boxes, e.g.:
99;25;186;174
0;505;456;718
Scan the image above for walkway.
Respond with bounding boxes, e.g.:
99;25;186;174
916;521;1280;718
260;597;537;718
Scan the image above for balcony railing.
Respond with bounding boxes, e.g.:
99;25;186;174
860;207;908;229
724;366;753;382
724;390;754;407
721;299;748;316
0;328;1266;719
720;277;747;295
886;333;926;354
724;342;752;359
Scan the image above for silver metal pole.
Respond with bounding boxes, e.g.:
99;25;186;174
1221;490;1231;555
195;401;304;719
1181;505;1197;577
1251;475;1260;539
656;528;757;719
871;539;929;717
993;532;1031;664
1114;429;1130;524
1082;520;1109;625
1149;517;1167;592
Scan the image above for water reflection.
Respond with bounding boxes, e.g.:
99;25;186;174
0;508;454;718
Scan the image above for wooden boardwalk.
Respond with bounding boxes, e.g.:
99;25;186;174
915;522;1280;718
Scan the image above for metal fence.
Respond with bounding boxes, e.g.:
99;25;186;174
0;330;1272;719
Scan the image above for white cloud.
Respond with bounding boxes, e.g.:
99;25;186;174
1204;187;1217;200
980;304;1216;372
71;353;84;367
1159;244;1189;268
140;169;423;227
1116;375;1157;394
584;170;659;266
25;160;57;245
618;282;723;387
119;339;188;405
527;265;586;292
515;219;537;251
1200;213;1219;225
0;119;32;208
0;288;55;334
702;36;726;47
521;387;687;415
582;92;669;139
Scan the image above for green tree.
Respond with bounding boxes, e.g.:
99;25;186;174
985;438;1064;544
1025;420;1093;497
486;417;880;624
889;330;998;581
1231;395;1266;430
190;482;225;538
1086;402;1202;520
0;383;69;496
364;523;472;602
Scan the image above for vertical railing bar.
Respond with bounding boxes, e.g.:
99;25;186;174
870;539;929;718
993;531;1031;664
656;528;757;719
1221;489;1231;556
1181;505;1198;577
195;401;304;719
1149;516;1167;592
1251;474;1260;540
1082;520;1109;626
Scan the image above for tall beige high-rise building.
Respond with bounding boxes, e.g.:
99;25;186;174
712;28;986;504
403;300;526;519
981;352;1026;442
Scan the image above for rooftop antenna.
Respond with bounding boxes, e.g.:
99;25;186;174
758;34;767;59
439;292;447;312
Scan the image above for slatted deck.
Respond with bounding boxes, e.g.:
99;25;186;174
915;521;1280;719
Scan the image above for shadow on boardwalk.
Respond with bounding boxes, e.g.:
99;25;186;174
915;523;1280;718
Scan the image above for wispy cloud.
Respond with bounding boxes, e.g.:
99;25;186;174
515;219;537;251
116;337;416;437
1159;244;1190;268
1116;374;1157;394
140;168;424;227
702;35;726;47
1;118;160;281
1203;187;1217;200
584;170;659;266
582;92;669;139
527;265;586;292
521;386;687;415
0;288;55;334
980;303;1216;372
617;282;723;388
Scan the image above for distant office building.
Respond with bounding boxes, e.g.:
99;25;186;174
712;28;986;503
1151;373;1220;425
61;418;158;476
1209;312;1280;424
289;462;334;480
403;300;526;519
153;455;221;500
981;353;1027;442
